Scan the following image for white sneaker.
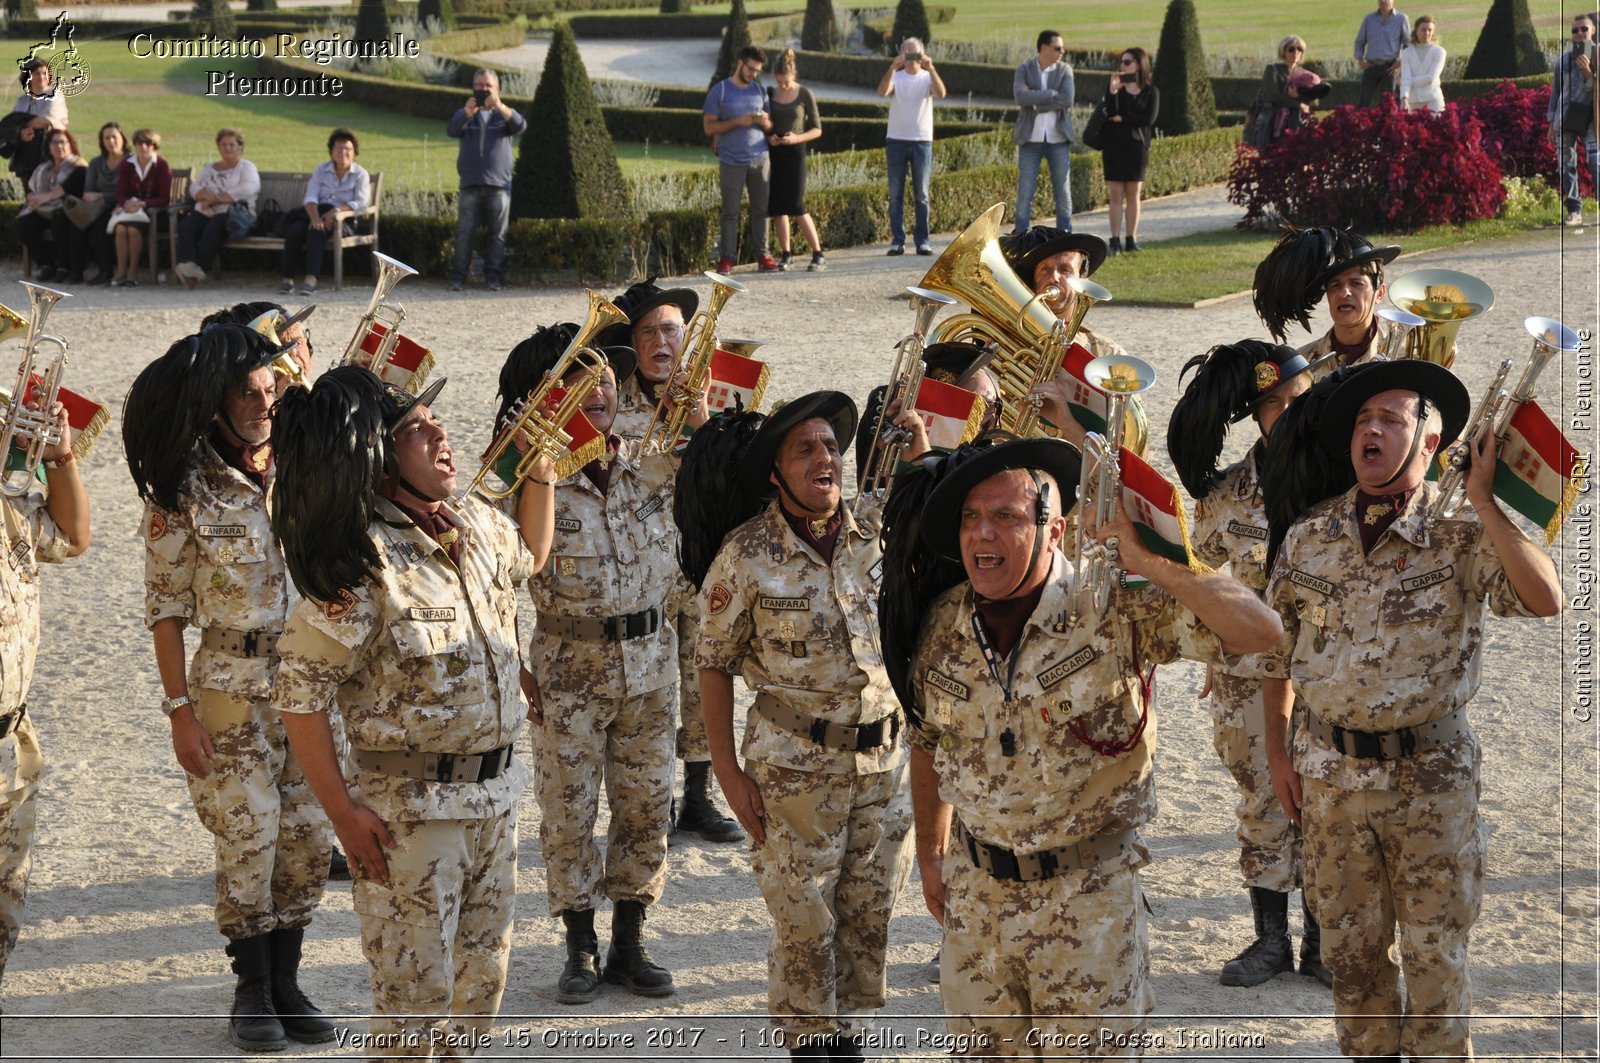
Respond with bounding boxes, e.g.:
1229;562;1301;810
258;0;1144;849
1564;211;1584;227
175;260;206;281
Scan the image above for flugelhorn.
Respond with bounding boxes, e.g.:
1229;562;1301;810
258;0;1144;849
461;291;627;501
1375;306;1426;360
1387;269;1494;369
1428;315;1583;524
640;271;745;454
0;283;70;497
1071;354;1157;623
340;252;420;380
856;287;956;510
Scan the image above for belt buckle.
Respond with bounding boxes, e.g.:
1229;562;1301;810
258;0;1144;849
1034;848;1059;880
1397;726;1419;757
853;719;875;752
603;615;625;641
481;746;507;780
808;718;830;746
241;631;260;656
435;753;457;782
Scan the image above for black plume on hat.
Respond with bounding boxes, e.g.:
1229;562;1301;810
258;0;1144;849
674;403;768;590
1253;226;1402;341
1167;340;1309;499
1259;362;1367;573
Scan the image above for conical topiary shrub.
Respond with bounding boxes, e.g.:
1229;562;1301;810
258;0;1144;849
418;0;457;32
1152;0;1216;134
191;0;235;36
802;0;838;52
660;0;692;12
891;0;930;51
513;22;631;222
1464;0;1547;78
710;0;751;87
354;0;390;43
245;0;277;13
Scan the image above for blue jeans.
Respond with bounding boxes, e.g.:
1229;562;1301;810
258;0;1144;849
1560;125;1599;213
452;184;510;286
1015;141;1073;232
886;138;932;247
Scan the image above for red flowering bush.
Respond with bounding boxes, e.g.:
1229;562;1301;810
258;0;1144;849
1227;96;1508;231
1456;80;1594;198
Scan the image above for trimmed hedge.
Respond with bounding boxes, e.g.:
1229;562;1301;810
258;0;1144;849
648;83;1013;122
791;49;1014;98
426;21;526;52
568;12;729;36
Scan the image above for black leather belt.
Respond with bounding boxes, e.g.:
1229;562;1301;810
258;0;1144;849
351;744;515;783
202;627;281;658
544;606;661;641
1305;706;1467;762
955;818;1138;883
0;704;26;740
753;694;901;752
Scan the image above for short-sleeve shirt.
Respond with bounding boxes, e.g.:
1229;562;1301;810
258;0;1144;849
887;69;935;141
0;480;65;794
704;77;769;166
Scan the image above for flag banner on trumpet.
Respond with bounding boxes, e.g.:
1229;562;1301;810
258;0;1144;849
1118;448;1205;570
707;348;771;414
357;324;435;392
1061;342;1114;433
1493;400;1582;545
915;377;987;452
1;377;108;468
489;391;608;487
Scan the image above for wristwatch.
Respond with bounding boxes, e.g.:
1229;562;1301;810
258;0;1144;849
160;694;193;718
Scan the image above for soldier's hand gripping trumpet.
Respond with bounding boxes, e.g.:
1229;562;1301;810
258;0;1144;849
0;283;70;497
1070;354;1157;623
856;287;956;511
641;270;744;453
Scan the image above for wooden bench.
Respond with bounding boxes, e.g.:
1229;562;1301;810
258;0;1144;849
168;169;383;290
20;166;188;284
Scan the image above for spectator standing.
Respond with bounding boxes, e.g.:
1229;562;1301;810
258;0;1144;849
766;49;826;272
111;129;170;287
1011;30;1075;233
1550;13;1597;227
1258;37;1317;145
1400;16;1446;112
14;127;79;281
66;121;126;285
9;58;68;185
447;69;526;292
703;45;778;275
1101;47;1159;254
1354;0;1410;107
175;127;260;287
878;38;947;256
278;128;370;297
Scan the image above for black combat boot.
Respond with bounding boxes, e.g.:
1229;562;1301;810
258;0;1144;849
675;761;746;843
787;1036;829;1059
1299;894;1334;987
825;1032;866;1062
557;908;602;1004
269;927;336;1043
327;846;351;881
602;900;675;996
225;935;288;1051
1218;887;1294;986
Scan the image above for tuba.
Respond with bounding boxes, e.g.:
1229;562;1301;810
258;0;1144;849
1428;315;1583;525
1386;269;1494;369
1070;354;1157;623
0;283;70;497
856;286;956;511
460;290;627;501
640;271;745;454
339;253;427;384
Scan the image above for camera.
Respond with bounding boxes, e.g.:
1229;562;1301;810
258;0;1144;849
906;52;924;62
473;87;491;106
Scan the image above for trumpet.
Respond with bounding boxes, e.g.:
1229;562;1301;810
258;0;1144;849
0;283;70;497
1070;354;1157;623
460;290;626;501
856;287;956;510
340;253;419;380
1428;315;1583;524
640;271;745;454
246;307;309;388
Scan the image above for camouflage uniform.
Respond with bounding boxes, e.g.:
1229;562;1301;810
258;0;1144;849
1301;322;1394;383
0;478;71;979
274;495;533;1058
1190;450;1300;892
525;441;678;914
695;499;914;1040
1261;484;1541;1061
142;443;330;939
910;552;1234;1058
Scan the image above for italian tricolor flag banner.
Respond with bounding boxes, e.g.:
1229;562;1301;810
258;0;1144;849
490;390;606;486
1494;400;1582;545
359;323;436;393
914;377;986;451
1117;447;1204;569
1061;341;1112;433
707;348;770;414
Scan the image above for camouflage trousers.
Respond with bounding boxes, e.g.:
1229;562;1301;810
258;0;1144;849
353;812;517;1060
1209;672;1301;892
746;760;914;1040
940;851;1153;1058
668;578;709;763
184;688;332;939
535;684;672;915
1302;778;1485;1062
0;713;42;982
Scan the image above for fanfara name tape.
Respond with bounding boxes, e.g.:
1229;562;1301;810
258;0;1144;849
1225;520;1268;541
555;518;582;532
409;607;456;622
1289;570;1336;596
758;596;810;611
197;525;247;537
925;668;969;700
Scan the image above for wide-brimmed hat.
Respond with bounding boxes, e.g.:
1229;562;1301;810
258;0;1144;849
1308;232;1403;294
1317;360;1469;456
377;375;448;432
1001;226;1109;284
739;390;857;496
598;279;700;348
1254;227;1405;342
918;437;1082;560
922;338;996;386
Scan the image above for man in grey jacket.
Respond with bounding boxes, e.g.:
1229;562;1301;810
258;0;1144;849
1549;13;1597;227
1012;30;1075;233
446;68;526;292
1354;0;1410;107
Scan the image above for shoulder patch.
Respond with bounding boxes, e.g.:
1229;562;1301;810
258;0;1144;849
324;588;358;621
1288;569;1336;596
707;583;733;615
924;668;969;700
148;511;168;540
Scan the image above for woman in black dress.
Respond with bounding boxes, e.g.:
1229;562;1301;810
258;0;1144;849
1101;47;1159;253
765;49;825;271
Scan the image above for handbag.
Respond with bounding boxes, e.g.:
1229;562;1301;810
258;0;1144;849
106;206;149;234
254;197;284;237
1080;98;1109;151
1562;98;1595;136
1242;96;1274;148
62;193;107;230
225;201;257;239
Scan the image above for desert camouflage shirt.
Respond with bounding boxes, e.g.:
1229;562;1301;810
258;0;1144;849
1301;321;1395;383
524;439;679;699
909;551;1231;856
273;495;534;821
611;374;654;443
1261;483;1540;793
0;479;68;793
696;496;903;776
1192;448;1272;704
142;442;294;700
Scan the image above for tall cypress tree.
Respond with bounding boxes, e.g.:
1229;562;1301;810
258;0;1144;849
891;0;931;50
354;0;391;42
245;0;278;13
191;0;235;36
710;0;751;87
1152;0;1216;135
418;0;457;31
513;22;631;222
802;0;837;52
1464;0;1547;78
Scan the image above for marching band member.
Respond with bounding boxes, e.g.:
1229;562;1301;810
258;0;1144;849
124;324;332;1051
696;391;927;1062
854;338;1002;484
201;300;317;396
897;437;1281;1057
269;368;548;1059
1167;340;1330;988
1251;226;1402;373
1259;360;1559;1061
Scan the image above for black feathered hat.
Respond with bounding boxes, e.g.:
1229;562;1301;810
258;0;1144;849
495;323;637;432
1001;226;1109;284
598;278;699;348
122;323;283;512
1167;340;1313;499
739;390;857;496
270;365;391;604
1317;359;1468;456
202;300;316;334
918;437;1082;561
1253;226;1402;342
674;404;768;590
855;339;999;485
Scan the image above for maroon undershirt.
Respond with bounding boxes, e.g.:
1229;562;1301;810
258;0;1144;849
392;498;463;566
211;428;271;493
1331;320;1379;366
974;583;1046;662
781;506;843;565
1354;488;1413;556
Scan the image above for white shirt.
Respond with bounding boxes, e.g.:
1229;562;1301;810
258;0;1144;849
887;69;935;141
1400;43;1446;109
1027;61;1068;143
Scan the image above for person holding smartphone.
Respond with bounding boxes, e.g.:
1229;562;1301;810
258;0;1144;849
446;68;526;292
1550;13;1598;227
703;45;779;275
1100;47;1159;253
878;38;947;256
